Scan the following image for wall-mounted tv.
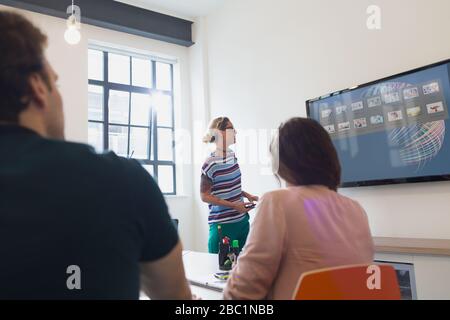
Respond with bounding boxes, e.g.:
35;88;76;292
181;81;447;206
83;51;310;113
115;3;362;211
306;59;450;187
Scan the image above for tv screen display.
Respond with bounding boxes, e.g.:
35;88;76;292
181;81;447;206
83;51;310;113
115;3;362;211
306;59;450;187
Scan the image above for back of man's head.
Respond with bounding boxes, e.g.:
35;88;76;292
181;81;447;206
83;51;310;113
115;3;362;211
0;11;65;139
0;11;49;123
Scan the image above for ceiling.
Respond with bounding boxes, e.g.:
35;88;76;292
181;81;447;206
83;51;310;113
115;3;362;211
114;0;225;20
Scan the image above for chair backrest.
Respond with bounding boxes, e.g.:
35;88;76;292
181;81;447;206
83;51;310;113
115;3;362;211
293;264;401;300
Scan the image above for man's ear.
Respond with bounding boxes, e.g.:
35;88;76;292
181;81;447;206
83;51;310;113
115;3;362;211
27;73;48;110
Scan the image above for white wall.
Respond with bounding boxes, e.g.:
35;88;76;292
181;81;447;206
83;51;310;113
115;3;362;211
0;4;196;249
189;17;213;251
190;0;450;250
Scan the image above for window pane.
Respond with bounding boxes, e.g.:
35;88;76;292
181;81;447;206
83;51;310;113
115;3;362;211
130;127;149;160
131;93;151;126
158;166;174;194
88;49;103;81
132;57;152;87
156;62;172;91
88;122;103;152
108;53;130;84
143;165;154;177
109;90;129;125
88;85;103;121
150;131;155;161
157;128;173;161
108;125;129;157
154;93;172;127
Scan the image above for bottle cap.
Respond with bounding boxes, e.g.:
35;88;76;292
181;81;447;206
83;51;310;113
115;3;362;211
232;240;239;248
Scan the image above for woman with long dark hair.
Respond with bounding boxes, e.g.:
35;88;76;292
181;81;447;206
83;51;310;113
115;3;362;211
224;117;374;300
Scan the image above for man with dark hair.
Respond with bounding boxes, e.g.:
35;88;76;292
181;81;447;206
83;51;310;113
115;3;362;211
0;11;191;300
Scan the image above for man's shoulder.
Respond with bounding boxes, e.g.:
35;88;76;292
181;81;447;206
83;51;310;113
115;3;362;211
42;139;147;181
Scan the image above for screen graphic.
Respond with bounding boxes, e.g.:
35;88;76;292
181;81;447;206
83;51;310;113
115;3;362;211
307;60;450;187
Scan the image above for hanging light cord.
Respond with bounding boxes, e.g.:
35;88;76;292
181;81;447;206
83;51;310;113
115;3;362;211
71;0;75;16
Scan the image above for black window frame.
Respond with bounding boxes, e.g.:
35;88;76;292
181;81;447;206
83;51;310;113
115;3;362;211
88;49;177;195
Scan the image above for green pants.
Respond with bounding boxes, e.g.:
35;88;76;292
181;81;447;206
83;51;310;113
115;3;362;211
208;216;250;254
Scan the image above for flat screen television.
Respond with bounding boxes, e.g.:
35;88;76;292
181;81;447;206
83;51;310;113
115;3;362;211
306;59;450;187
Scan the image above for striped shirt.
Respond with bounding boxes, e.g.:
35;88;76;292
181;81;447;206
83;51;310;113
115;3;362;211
201;150;247;225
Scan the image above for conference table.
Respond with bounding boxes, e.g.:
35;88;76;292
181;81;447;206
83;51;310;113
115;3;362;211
140;251;225;300
182;250;225;300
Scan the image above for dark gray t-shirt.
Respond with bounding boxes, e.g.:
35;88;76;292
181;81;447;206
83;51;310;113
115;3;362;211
0;125;178;300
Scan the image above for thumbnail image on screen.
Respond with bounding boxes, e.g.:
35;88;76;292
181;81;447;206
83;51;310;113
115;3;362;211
307;59;450;187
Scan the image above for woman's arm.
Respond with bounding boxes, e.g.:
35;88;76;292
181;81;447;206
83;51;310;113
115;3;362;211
200;174;252;213
140;241;192;300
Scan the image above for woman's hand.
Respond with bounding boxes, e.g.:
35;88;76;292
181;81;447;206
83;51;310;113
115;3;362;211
244;193;259;203
232;202;255;214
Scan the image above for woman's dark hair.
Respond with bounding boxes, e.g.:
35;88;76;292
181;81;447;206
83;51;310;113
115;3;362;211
0;11;49;123
272;117;341;191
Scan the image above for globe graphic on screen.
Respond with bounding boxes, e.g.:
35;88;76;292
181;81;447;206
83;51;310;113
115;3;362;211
363;82;445;170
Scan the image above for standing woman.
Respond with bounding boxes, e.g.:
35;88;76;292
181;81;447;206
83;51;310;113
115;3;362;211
200;117;259;254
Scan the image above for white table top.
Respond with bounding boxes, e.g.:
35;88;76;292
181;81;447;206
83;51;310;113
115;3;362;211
182;251;227;292
140;251;226;300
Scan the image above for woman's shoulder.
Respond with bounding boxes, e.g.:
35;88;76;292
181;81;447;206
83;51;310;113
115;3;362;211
203;152;237;166
262;186;363;207
262;186;315;199
202;153;214;163
202;153;219;167
259;188;294;205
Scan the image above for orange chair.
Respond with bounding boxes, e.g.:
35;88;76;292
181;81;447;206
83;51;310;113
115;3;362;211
293;264;401;300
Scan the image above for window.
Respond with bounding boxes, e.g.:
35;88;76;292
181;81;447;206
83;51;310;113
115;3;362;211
88;48;176;195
